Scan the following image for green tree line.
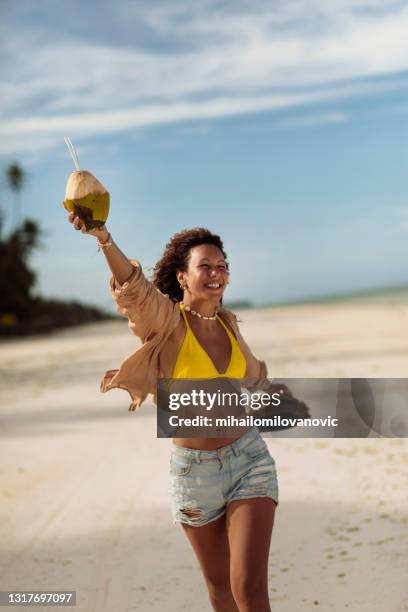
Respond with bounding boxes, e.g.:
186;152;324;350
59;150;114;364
0;162;115;337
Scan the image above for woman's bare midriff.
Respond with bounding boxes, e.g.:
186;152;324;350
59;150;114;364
173;429;252;450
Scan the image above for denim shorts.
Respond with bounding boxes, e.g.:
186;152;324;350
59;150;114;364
168;427;279;527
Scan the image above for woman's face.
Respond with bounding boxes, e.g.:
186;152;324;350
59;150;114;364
177;244;229;303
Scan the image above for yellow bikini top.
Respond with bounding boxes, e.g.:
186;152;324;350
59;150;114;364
172;303;247;379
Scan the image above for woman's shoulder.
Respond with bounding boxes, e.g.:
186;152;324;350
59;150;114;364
218;307;240;332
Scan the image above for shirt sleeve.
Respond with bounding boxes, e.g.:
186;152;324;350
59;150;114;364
222;310;269;386
109;258;179;342
244;359;269;390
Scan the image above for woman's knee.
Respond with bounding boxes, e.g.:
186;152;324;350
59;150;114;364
230;574;268;608
205;576;236;609
204;571;230;597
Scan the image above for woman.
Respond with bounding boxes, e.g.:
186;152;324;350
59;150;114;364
68;211;281;612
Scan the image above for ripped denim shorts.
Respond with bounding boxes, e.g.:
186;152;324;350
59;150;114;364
168;426;279;527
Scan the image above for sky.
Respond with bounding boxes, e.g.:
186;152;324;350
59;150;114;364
1;0;408;312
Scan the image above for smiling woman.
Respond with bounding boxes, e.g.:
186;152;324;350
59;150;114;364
152;228;230;305
67;214;279;612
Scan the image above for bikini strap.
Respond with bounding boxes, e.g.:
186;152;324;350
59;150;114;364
181;303;234;339
179;302;190;328
217;314;236;340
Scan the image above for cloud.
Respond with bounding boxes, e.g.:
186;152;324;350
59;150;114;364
0;80;400;141
1;0;408;155
274;111;349;129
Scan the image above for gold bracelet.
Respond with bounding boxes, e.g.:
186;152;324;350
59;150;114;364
97;232;113;252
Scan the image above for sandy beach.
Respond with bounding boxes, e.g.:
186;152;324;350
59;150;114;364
1;300;407;611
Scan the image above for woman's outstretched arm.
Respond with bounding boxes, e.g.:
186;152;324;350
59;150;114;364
94;226;136;286
67;212;179;341
67;212;134;285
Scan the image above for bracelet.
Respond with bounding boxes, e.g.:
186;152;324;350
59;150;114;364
97;232;113;252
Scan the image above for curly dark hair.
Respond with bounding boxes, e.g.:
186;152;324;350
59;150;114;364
152;228;228;302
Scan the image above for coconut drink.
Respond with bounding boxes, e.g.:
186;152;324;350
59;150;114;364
62;137;110;231
63;170;110;230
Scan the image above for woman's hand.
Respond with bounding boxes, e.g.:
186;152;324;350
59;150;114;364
268;383;293;398
267;382;311;419
67;211;109;242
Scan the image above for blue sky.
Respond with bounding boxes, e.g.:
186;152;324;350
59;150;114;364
1;0;408;311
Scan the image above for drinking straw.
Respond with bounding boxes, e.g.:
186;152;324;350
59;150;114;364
64;136;81;171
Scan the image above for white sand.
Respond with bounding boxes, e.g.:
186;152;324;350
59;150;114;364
0;302;407;611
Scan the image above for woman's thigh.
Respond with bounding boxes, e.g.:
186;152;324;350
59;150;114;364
181;513;231;587
226;497;276;589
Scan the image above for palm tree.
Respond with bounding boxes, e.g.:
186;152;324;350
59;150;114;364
6;162;26;231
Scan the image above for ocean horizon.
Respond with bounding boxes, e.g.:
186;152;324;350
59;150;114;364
226;283;408;310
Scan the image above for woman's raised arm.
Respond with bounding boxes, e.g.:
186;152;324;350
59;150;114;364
67;212;179;341
67;212;134;285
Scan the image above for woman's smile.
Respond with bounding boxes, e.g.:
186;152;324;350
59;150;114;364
204;281;223;290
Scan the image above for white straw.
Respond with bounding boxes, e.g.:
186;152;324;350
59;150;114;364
64;136;81;171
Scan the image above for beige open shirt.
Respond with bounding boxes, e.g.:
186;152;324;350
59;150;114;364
100;259;268;411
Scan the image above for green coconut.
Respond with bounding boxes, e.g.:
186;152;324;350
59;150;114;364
63;170;110;231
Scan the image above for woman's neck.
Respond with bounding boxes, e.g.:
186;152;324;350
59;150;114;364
182;298;220;318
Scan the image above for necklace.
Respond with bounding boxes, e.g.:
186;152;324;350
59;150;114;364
181;302;218;321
